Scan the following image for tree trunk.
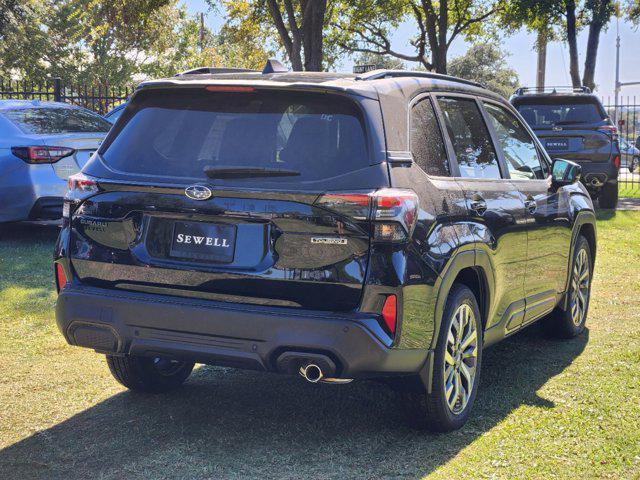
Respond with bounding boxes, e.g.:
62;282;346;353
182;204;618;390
266;0;303;71
301;0;327;71
565;0;582;88
433;44;447;73
582;0;611;91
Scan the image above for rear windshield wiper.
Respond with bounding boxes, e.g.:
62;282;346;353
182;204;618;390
204;166;301;179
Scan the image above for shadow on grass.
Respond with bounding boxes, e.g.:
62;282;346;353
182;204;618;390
0;325;588;480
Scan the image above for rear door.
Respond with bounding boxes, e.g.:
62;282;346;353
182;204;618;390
434;95;529;332
482;101;572;325
72;88;388;311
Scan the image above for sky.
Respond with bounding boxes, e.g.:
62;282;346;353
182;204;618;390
185;0;640;101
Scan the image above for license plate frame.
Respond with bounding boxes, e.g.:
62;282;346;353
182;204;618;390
169;221;236;263
545;138;569;151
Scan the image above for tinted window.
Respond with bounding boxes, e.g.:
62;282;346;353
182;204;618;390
101;89;369;184
438;97;501;179
3;107;111;134
410;97;450;176
484;103;548;180
514;97;605;127
105;105;126;124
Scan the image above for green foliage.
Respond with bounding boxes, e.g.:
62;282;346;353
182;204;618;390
352;52;407;70
0;0;269;85
448;43;519;98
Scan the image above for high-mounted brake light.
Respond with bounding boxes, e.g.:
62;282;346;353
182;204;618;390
55;263;68;292
205;86;256;93
12;146;75;164
381;295;397;335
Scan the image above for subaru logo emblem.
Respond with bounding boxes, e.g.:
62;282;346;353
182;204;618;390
185;185;212;201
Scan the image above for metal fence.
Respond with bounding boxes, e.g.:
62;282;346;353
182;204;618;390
0;78;132;115
603;96;639;196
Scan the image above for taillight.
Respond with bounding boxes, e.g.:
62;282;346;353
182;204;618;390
614;155;620;169
314;193;371;220
68;173;99;194
11;146;75;164
55;263;68;292
597;125;618;138
372;189;419;242
381;295;397;335
315;188;419;242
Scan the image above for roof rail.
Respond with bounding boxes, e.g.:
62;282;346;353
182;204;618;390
354;69;484;89
513;85;592;95
175;67;257;76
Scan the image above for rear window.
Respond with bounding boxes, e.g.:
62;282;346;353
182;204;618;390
3;107;111;134
514;97;606;128
100;89;369;184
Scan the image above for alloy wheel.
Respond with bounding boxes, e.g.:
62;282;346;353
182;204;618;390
570;248;590;326
443;303;478;414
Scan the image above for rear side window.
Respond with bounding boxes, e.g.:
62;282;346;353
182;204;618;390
438;97;501;179
484;103;548;180
3;107;111;134
101;89;369;184
514;97;606;127
410;97;450;176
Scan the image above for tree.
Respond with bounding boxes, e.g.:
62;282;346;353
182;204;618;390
447;43;519;98
213;0;334;71
352;51;406;70
336;0;505;74
503;0;615;90
0;0;269;84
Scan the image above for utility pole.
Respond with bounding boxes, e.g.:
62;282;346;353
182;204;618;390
536;29;547;89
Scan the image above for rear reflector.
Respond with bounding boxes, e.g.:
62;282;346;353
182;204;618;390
205;86;256;93
381;295;397;335
12;146;75;164
55;263;68;292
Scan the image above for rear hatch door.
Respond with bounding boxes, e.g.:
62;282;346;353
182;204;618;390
513;96;614;163
71;87;388;311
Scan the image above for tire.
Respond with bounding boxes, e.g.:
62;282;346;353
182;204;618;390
400;284;483;432
598;182;618;209
543;235;592;339
106;354;194;393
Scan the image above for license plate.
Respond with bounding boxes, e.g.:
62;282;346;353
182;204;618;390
170;221;236;263
545;138;569;150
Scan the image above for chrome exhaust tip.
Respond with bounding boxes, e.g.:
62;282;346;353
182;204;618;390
299;364;323;383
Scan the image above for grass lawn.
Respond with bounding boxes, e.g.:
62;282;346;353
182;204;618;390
619;184;640;199
1;213;639;480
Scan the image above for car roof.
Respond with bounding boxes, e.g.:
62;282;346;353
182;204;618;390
0;99;87;111
137;69;503;102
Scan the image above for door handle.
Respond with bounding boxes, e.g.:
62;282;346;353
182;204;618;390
469;198;487;216
524;199;537;214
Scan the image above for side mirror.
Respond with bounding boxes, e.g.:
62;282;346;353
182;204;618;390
551;159;581;187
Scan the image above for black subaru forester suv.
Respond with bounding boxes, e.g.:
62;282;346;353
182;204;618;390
511;87;620;208
55;63;597;432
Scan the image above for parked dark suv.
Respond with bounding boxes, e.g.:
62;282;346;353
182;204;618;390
511;87;620;208
54;62;597;432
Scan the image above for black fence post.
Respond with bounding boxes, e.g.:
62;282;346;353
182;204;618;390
53;77;62;102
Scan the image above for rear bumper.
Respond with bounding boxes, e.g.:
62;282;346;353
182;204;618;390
577;162;618;193
55;285;429;378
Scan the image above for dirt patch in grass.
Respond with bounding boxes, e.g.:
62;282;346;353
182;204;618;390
1;214;639;479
